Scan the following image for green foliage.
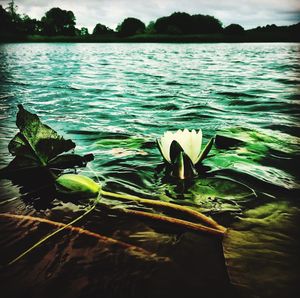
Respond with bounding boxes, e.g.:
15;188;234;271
224;24;245;35
145;21;156;34
154;12;222;35
117;17;146;36
80;27;89;36
0;5;14;35
92;23;113;35
0;3;40;37
0;105;93;177
41;7;76;36
6;0;18;22
1;3;299;41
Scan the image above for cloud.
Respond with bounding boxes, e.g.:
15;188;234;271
0;0;299;32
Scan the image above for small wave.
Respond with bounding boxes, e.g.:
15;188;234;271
217;91;259;99
228;99;260;106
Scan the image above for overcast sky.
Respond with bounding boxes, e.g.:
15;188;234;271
1;0;299;32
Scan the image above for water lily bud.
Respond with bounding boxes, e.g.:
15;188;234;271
56;174;100;197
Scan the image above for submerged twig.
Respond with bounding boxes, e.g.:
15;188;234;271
119;208;225;236
101;190;226;232
0;213;169;264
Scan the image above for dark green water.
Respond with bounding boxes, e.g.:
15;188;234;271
0;43;299;298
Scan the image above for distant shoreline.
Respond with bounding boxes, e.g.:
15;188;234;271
1;32;300;43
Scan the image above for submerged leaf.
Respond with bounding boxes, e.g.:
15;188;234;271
56;174;100;197
223;202;300;298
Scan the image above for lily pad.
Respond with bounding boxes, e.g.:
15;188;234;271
95;135;148;157
95;135;146;150
159;177;255;214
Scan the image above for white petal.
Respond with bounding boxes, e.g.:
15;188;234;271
158;129;203;165
194;130;203;164
157;139;169;162
159;131;174;163
189;129;198;162
173;129;192;163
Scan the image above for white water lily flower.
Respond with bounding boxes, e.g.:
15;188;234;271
157;129;203;164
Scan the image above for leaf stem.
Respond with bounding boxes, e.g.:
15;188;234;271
119;208;225;236
101;190;226;232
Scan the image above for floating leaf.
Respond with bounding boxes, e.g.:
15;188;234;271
161;177;255;214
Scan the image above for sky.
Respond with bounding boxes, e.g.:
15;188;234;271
1;0;300;33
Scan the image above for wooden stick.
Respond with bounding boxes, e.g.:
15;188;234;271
101;190;226;232
119;208;225;236
0;213;169;265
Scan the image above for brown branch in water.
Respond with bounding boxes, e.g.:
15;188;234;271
119;208;225;236
0;213;169;263
101;190;226;233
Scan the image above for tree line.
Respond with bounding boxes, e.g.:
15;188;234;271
0;1;299;39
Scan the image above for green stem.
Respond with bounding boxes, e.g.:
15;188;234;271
100;190;226;232
120;208;225;236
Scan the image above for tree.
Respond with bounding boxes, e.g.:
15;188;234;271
145;21;156;34
92;23;113;35
6;0;19;23
41;7;76;36
80;27;89;36
154;12;193;34
117;17;145;36
168;12;193;34
154;12;222;34
0;5;13;36
21;14;41;35
191;14;222;34
224;24;245;35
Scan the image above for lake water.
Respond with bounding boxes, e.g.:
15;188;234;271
0;43;299;298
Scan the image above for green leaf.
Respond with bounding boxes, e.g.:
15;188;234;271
197;137;214;164
0;105;93;176
9;105;75;165
56;174;101;197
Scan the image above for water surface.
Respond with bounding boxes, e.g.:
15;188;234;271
0;43;299;298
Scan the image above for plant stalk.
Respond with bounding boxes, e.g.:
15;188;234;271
101;190;226;232
119;208;225;236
